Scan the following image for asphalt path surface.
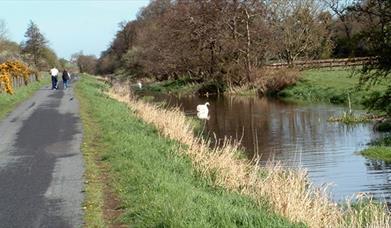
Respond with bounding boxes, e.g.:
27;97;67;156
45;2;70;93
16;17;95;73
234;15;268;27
0;83;84;227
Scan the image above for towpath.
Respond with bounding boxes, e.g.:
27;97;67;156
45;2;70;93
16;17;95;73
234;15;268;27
0;83;84;227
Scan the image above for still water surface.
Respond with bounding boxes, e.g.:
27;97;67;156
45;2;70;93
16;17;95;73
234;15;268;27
143;92;391;203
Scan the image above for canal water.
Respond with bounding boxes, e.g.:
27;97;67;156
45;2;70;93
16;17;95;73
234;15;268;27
141;92;391;203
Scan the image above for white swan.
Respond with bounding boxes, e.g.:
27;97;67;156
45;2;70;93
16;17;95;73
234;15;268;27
197;111;210;120
197;102;210;113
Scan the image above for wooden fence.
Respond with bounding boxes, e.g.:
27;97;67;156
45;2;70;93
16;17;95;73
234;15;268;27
11;74;39;89
265;57;372;69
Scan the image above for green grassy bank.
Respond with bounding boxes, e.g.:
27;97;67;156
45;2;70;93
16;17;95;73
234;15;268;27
279;69;388;106
143;69;389;101
75;75;304;227
361;136;391;162
0;75;50;120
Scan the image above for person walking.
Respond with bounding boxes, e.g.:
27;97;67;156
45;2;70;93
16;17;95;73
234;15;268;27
62;69;70;89
50;67;59;90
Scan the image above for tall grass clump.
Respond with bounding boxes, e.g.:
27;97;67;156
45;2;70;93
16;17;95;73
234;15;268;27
256;68;300;96
327;111;373;124
225;68;299;96
108;81;390;228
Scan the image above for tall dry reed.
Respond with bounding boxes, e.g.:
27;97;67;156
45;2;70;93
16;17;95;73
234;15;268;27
107;81;390;228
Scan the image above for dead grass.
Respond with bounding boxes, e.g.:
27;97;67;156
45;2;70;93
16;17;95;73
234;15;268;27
107;82;390;228
256;68;300;95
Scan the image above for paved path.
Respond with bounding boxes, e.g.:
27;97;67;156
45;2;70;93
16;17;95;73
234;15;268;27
0;84;84;227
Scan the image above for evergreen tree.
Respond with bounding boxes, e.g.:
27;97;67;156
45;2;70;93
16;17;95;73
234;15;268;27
22;21;48;68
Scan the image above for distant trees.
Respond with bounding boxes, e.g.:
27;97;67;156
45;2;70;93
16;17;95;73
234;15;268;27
0;19;8;41
72;51;97;74
0;19;20;62
0;40;20;62
41;47;60;69
97;0;388;90
97;0;349;84
99;0;274;84
323;0;355;56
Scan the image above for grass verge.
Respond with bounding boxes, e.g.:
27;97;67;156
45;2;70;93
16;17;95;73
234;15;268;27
74;78;106;227
76;74;303;227
0;74;49;120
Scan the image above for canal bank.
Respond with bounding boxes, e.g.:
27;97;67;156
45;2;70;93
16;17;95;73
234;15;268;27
75;75;303;227
105;76;389;227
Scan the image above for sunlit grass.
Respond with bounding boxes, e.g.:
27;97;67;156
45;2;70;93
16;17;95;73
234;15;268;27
279;69;388;106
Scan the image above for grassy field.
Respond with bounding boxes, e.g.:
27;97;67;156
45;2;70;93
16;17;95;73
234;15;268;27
0;74;50;120
279;69;388;106
75;75;303;227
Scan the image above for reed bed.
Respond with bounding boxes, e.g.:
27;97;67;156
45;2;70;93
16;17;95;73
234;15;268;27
107;81;390;228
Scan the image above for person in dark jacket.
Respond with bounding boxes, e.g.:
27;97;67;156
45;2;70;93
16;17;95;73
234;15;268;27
62;69;70;89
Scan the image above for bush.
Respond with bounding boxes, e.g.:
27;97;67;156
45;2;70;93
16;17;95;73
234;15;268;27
197;81;226;95
362;87;391;116
329;93;346;104
256;68;300;96
374;120;391;132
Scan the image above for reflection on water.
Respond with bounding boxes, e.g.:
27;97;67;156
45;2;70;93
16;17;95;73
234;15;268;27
142;92;390;203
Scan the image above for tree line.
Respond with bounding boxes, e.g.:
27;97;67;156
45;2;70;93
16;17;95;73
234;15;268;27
96;0;332;84
88;0;387;86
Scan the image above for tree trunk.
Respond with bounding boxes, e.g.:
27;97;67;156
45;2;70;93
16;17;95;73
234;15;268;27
244;8;252;83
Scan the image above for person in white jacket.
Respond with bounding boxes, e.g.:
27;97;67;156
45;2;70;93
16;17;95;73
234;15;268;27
50;67;59;90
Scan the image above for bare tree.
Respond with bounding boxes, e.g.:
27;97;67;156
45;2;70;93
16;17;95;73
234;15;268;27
0;19;8;41
323;0;355;39
267;0;330;65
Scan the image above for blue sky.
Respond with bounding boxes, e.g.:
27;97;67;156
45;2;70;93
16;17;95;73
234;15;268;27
0;0;149;59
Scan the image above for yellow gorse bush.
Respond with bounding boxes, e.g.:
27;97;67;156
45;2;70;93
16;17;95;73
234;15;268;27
0;60;32;94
